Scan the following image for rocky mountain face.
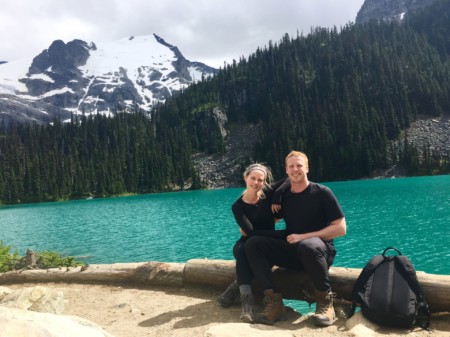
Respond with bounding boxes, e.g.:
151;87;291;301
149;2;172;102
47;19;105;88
355;0;438;24
193;122;261;189
0;34;217;126
195;114;450;187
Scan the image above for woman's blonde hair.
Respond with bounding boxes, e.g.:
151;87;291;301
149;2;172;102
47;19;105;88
242;163;273;199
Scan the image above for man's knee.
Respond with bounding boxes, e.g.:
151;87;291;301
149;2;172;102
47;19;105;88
297;237;326;257
297;237;336;268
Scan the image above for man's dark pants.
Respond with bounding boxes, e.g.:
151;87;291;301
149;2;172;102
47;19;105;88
244;236;336;292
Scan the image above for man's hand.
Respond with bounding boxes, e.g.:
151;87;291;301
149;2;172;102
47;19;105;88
286;217;346;244
286;233;307;244
240;228;247;236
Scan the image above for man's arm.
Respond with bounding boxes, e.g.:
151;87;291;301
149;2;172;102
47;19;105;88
286;217;346;244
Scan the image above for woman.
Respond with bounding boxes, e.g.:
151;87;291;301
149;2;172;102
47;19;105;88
217;163;286;323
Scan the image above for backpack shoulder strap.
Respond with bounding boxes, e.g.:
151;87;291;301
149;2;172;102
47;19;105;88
394;256;420;293
349;254;385;316
395;256;431;328
352;255;384;296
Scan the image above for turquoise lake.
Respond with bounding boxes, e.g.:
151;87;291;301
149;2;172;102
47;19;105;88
1;175;449;275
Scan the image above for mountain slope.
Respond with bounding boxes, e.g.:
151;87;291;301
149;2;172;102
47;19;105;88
1;3;449;204
0;34;216;125
355;0;439;23
155;6;450;182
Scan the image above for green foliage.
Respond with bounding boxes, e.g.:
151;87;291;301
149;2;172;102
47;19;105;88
0;111;195;204
153;5;450;181
0;242;84;272
36;251;83;269
0;241;20;273
1;2;449;205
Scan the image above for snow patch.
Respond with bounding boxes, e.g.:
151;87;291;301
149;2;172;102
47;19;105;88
29;73;55;83
0;57;32;94
40;87;74;98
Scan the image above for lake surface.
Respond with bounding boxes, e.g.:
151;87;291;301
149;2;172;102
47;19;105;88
2;175;449;313
1;175;449;274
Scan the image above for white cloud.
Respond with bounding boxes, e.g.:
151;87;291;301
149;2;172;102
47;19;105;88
0;0;365;68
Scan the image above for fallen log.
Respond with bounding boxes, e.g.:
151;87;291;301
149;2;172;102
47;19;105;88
1;259;448;313
184;259;450;313
0;262;186;287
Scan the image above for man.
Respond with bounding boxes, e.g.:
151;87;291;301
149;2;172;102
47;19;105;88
245;150;346;326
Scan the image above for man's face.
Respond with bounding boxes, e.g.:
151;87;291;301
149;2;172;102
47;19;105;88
286;155;309;183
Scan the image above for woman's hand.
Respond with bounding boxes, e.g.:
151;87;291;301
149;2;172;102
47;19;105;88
271;204;282;213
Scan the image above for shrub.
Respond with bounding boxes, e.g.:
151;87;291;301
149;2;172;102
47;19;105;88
0;242;84;272
36;251;84;269
0;241;21;272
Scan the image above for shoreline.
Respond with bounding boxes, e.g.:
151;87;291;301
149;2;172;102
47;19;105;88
2;260;449;313
2;259;450;336
1;173;449;207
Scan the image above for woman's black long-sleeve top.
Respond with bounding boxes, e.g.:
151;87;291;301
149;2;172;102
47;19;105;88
231;184;287;241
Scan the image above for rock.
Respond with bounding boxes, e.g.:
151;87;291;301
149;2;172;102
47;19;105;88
205;322;295;337
114;302;141;314
379;114;450;178
356;0;438;24
192;122;260;189
345;311;380;337
0;286;64;314
0;286;12;301
25;249;37;267
0;306;115;337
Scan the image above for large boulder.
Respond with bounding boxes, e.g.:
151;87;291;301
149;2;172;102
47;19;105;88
0;285;64;314
0;306;114;337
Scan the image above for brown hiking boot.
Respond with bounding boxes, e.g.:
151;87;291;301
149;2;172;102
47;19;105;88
217;280;240;308
254;290;287;325
313;290;336;326
239;294;254;323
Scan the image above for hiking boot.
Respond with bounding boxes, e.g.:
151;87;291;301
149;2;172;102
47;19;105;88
217;280;239;308
313;290;336;326
239;294;254;323
254;289;287;325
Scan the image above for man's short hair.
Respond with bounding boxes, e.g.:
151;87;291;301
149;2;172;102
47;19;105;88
285;151;309;168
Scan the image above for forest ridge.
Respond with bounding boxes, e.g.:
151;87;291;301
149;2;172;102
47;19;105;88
0;0;449;205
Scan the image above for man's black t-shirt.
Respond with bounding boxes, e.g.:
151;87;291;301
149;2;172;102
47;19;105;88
280;182;344;235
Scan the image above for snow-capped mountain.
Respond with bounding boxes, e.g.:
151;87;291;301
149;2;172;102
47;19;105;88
0;34;217;125
355;0;438;24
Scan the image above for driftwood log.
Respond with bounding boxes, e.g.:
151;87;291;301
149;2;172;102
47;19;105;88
1;259;449;313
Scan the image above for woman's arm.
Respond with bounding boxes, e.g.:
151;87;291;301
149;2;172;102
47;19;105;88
248;228;287;239
271;177;290;213
231;201;253;235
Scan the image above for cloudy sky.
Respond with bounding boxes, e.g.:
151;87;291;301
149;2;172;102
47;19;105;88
1;0;365;68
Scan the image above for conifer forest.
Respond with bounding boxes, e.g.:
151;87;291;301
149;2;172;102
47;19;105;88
1;1;449;204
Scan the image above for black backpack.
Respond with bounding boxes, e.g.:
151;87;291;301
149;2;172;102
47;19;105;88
350;247;430;329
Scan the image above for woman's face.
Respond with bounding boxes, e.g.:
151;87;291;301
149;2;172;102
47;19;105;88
244;169;266;193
